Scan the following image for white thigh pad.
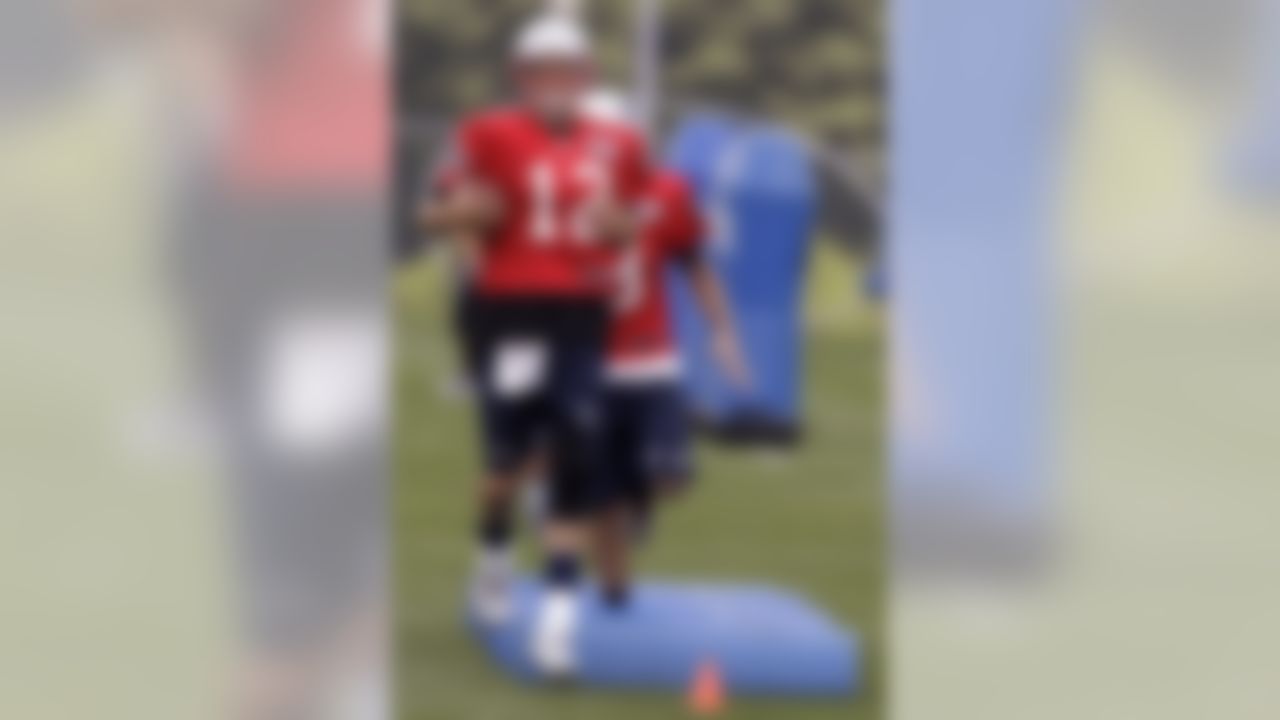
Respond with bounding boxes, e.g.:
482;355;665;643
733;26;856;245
491;339;550;400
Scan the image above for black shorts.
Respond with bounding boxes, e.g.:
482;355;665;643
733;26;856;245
605;381;695;508
463;295;610;519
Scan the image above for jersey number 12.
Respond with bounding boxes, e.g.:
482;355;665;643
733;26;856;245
527;158;609;246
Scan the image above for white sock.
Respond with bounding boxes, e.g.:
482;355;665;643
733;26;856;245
477;545;513;576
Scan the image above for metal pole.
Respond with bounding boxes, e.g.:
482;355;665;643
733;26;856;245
632;0;663;136
548;0;582;15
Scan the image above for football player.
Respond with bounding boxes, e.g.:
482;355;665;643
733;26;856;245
419;14;651;676
580;91;750;610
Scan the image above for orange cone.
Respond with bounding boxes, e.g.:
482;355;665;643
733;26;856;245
686;659;728;716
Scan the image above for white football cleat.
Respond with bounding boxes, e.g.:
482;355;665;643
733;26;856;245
530;589;580;678
469;548;515;626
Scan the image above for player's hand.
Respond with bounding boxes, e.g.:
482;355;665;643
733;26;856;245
582;199;637;246
453;180;504;229
711;329;752;390
420;181;504;234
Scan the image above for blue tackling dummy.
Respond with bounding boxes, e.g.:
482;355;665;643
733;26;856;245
470;577;860;696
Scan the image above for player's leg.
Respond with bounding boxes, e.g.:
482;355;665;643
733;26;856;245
593;387;646;610
593;383;692;612
470;386;547;624
530;327;610;676
465;310;544;625
518;450;552;534
645;382;697;502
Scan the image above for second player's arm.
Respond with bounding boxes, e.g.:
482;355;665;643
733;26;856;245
592;131;657;247
685;256;752;389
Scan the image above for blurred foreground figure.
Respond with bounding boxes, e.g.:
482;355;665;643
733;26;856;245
419;13;651;677
175;0;389;716
0;0;389;717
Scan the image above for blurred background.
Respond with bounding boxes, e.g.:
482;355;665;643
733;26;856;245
396;1;886;718
1;0;1278;719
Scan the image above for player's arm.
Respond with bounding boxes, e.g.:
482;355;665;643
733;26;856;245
417;181;503;237
587;200;642;247
417;119;504;237
591;131;654;247
684;254;751;389
662;174;750;387
415;182;487;278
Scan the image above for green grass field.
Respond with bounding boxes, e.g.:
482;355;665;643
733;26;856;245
395;246;884;720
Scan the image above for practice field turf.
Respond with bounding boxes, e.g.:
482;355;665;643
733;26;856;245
395;246;884;720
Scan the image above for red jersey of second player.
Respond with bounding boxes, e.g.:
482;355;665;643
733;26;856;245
607;171;705;379
449;107;650;298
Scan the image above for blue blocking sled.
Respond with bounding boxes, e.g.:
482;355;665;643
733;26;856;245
665;114;817;444
470;578;860;696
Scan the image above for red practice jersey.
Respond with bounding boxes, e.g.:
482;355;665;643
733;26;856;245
447;107;651;298
607;171;706;382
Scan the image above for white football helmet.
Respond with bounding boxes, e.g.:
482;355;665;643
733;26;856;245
512;14;593;64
